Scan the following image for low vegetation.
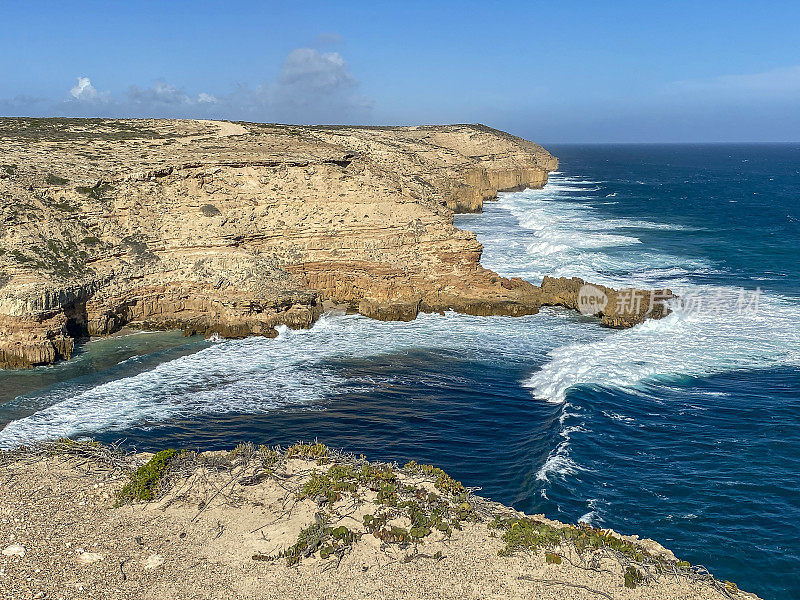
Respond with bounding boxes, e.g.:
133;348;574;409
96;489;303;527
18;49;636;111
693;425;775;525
0;439;742;597
46;173;69;186
115;448;177;505
253;517;359;566
0;117;165;141
75;181;113;200
402;460;466;496
200;203;221;217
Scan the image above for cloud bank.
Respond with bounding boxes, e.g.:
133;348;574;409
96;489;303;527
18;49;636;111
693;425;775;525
668;65;800;101
0;45;372;124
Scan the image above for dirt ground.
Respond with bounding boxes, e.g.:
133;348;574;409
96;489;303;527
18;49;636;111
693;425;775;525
0;443;756;600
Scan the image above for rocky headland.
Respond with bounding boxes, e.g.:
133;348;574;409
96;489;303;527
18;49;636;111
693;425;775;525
0;441;756;599
0;118;670;368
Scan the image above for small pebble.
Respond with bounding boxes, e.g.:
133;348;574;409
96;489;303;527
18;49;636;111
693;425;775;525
144;554;164;569
2;544;25;557
78;551;104;564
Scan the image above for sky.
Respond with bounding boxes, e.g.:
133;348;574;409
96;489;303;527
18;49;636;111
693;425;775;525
1;0;799;142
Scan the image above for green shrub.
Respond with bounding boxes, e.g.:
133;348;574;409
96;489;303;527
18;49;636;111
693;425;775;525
252;519;358;566
46;173;69;186
115;449;177;505
624;566;645;589
287;442;329;460
402;460;465;495
200;204;221;217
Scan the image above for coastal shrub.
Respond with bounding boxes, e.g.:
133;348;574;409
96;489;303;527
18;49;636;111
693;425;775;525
545;552;562;564
200;203;221;217
624;566;645;589
44;438;101;456
75;181;113;200
723;581;739;593
227;442;257;463
257;444;281;471
51;200;78;212
10;249;34;264
297;468;357;504
296;462;409;507
400;498;454;536
496;518;564;557
46;173;69;186
1;164;17;176
491;515;655;564
363;513;412;545
376;482;398;506
364;495;457;545
115;448;177;505
358;462;397;486
402;460;465;496
287;442;329;460
252;519;358;566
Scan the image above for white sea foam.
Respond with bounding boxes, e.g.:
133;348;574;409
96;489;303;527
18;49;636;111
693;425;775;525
464;175;800;404
470;176;713;288
535;409;588;481
526;292;800;403
578;498;603;526
0;310;600;448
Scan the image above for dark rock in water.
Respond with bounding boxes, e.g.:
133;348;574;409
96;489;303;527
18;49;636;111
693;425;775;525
539;275;674;328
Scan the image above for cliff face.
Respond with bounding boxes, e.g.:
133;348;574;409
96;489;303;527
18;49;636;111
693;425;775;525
0;118;662;368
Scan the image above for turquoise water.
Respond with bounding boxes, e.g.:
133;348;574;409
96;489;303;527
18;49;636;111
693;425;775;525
1;144;798;599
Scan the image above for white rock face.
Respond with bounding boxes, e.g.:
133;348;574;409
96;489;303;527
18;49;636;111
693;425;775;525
144;554;164;569
2;544;25;557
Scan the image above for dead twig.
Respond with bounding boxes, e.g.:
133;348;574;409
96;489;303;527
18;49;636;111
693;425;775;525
517;576;614;600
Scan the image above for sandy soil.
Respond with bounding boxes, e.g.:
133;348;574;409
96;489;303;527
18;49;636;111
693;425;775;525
196;119;249;138
0;444;756;600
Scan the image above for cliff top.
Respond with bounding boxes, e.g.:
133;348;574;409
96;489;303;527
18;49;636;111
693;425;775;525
0;441;756;599
0;118;554;185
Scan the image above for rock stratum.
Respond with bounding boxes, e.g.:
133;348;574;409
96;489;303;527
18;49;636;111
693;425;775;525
0;118;670;368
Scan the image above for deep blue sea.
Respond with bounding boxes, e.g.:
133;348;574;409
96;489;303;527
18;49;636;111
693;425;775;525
1;144;798;600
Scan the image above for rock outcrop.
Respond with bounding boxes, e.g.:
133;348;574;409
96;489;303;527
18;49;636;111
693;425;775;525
0;118;667;368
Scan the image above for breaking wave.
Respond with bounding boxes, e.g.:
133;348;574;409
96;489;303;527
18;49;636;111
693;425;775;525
0;310;598;448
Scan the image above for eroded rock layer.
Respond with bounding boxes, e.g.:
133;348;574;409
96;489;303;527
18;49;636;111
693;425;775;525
0;118;665;368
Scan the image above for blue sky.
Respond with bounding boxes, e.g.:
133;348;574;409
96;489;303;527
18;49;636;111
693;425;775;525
2;0;799;142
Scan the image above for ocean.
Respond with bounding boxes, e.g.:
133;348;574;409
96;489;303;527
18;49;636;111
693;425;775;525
1;143;798;600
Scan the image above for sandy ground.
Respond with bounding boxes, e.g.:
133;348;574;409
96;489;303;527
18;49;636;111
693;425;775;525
0;446;757;600
196;119;249;137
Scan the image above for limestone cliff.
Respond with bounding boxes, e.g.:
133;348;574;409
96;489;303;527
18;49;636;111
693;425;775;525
0;118;665;368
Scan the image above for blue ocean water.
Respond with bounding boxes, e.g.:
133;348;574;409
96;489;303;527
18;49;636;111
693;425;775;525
1;144;798;599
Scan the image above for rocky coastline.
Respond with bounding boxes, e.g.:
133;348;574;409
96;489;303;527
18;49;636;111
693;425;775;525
0;118;670;368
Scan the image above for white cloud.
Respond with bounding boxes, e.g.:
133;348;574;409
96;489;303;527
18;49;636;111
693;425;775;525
264;48;372;121
69;76;103;102
278;49;356;93
214;47;372;122
127;81;193;105
2;39;371;123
